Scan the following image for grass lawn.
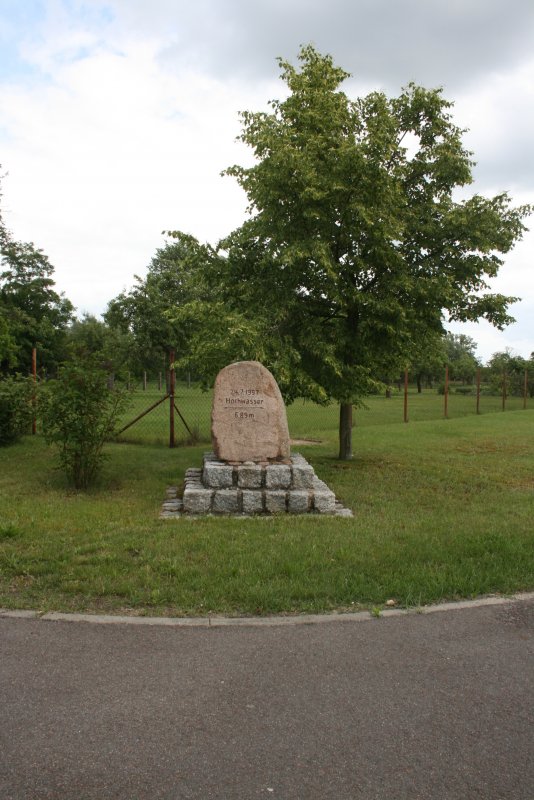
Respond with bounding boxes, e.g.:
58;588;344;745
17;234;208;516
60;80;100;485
1;402;533;617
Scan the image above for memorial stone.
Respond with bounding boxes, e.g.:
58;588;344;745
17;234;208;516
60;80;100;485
173;361;352;517
211;360;290;463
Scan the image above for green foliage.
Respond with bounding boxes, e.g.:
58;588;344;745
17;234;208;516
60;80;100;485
454;386;474;395
0;375;33;445
445;333;480;383
219;47;530;402
40;358;129;489
0;173;74;375
486;349;533;397
105;234;217;375
407;332;447;391
0;239;74;374
66;313;133;378
199;46;530;457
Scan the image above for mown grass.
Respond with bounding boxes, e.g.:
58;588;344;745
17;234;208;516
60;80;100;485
1;405;533;617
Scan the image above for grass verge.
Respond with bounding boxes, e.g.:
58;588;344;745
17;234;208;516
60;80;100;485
1;409;533;616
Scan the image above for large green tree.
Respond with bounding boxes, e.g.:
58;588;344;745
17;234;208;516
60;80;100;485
0;173;74;374
486;348;533;398
105;234;216;378
215;46;530;458
444;333;480;384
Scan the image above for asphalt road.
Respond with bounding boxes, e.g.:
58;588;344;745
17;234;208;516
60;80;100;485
1;598;533;800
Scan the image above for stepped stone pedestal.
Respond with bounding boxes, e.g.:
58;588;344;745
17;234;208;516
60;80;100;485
182;452;341;516
162;360;352;518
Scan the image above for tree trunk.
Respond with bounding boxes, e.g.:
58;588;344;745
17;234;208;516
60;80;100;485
416;374;422;393
338;403;353;460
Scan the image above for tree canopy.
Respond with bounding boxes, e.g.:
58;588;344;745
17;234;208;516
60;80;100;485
105;234;217;376
197;45;531;457
0;172;74;374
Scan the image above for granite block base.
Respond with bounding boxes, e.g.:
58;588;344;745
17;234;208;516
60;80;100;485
162;453;353;518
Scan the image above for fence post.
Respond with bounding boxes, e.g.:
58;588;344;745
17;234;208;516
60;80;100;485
444;365;449;419
143;371;147;391
31;347;37;435
169;350;175;448
403;369;408;423
476;368;481;415
524;369;528;409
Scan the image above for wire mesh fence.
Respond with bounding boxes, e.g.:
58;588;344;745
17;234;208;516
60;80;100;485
21;350;532;447
113;376;531;447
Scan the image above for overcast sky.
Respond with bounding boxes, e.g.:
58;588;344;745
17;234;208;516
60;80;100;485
1;0;533;363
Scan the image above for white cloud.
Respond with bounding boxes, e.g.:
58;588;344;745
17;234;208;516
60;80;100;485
0;0;533;360
454;59;534;191
1;36;263;313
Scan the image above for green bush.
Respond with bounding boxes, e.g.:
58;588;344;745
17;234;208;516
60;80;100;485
454;386;474;395
0;376;34;445
40;358;129;489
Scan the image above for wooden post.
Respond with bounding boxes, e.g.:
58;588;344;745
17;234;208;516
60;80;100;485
143;371;147;391
476;368;481;415
502;371;506;411
169;350;175;448
403;369;408;423
338;403;353;460
444;365;449;419
524;369;528;410
31;347;37;435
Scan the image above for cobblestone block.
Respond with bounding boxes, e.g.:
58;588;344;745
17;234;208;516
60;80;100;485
212;488;241;514
287;490;311;514
162;499;183;512
291;464;315;489
237;464;263;489
265;464;291;490
265;490;287;514
335;505;353;518
242;490;264;514
313;490;336;514
290;453;307;465
203;462;234;489
183;487;213;514
168;452;351;517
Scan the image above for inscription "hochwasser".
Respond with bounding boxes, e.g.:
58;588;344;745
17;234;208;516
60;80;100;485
225;396;264;406
211;361;290;462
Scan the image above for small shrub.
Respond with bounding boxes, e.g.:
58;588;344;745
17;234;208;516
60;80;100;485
40;358;129;489
454;386;474;395
0;376;34;445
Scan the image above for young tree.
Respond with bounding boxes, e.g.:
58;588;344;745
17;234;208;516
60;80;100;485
40;357;129;489
216;45;530;458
